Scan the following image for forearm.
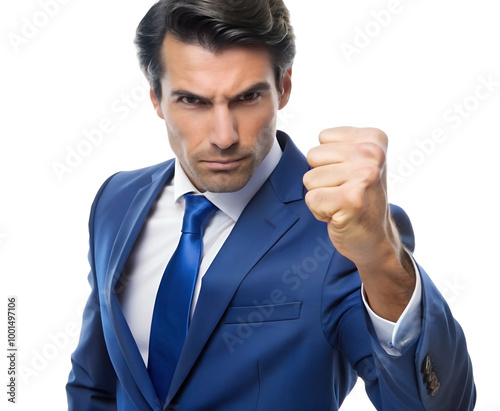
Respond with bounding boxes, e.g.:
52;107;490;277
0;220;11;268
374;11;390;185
357;219;416;322
362;250;422;355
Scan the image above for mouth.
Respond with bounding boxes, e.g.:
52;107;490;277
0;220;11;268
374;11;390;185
202;157;247;171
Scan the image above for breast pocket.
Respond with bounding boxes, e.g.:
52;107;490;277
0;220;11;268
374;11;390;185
224;301;302;324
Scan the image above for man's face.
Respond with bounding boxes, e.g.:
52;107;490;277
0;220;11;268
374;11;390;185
150;34;292;193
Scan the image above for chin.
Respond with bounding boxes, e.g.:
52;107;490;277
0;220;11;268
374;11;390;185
201;173;252;194
203;182;248;194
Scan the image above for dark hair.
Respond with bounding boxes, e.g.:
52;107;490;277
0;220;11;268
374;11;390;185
134;0;296;99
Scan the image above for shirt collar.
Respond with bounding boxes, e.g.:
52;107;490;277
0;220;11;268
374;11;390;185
173;136;283;221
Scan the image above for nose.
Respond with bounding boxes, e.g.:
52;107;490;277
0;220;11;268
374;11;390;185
209;105;239;149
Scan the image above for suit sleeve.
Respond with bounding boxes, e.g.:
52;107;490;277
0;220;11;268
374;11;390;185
324;205;476;410
66;178;118;410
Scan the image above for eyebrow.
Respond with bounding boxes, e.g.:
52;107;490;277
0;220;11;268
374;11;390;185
170;81;272;102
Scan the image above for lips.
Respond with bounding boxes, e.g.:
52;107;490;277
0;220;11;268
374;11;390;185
202;157;247;171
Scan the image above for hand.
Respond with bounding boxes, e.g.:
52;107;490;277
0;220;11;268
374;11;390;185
303;126;390;264
303;126;414;320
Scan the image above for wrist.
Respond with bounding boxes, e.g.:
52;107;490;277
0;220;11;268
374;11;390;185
357;222;416;321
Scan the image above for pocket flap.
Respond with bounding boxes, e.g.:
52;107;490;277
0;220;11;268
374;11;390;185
224;302;302;324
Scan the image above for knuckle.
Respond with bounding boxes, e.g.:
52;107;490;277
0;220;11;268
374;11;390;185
364;126;386;138
362;165;381;184
304;189;324;219
357;141;386;166
306;146;322;167
302;169;313;189
318;128;334;144
345;187;364;211
365;127;388;147
304;189;312;206
304;187;319;205
305;149;315;166
357;141;376;155
319;126;352;143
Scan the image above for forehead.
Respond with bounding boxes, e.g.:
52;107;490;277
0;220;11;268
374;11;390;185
160;34;276;96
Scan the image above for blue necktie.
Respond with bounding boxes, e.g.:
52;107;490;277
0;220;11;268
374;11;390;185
148;193;217;402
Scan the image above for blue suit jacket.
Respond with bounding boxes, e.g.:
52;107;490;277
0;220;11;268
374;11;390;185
67;132;475;410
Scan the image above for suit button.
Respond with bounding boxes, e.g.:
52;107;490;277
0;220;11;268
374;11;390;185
426;371;437;384
429;382;440;396
423;355;432;374
422;355;440;396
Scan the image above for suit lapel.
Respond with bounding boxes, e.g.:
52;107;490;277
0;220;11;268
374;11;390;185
104;166;173;293
102;161;175;410
166;132;309;404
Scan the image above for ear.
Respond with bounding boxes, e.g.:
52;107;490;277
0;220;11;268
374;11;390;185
150;87;165;120
278;67;292;110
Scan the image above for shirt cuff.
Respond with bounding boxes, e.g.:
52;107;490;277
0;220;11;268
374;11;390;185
361;250;422;356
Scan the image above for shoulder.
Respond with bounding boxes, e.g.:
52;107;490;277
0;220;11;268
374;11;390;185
102;159;174;193
89;159;174;223
98;159;173;197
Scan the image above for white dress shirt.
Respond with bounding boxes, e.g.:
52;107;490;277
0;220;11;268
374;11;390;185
118;137;422;364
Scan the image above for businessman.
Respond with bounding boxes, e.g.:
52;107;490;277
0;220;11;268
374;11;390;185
67;0;476;409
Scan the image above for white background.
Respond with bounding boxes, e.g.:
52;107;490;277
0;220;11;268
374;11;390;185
1;0;499;409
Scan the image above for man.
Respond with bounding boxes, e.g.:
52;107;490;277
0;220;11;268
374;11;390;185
67;0;476;409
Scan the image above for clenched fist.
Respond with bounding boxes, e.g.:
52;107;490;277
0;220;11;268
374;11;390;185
303;126;415;321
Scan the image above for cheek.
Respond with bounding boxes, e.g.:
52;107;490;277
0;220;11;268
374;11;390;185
239;104;277;142
164;109;204;156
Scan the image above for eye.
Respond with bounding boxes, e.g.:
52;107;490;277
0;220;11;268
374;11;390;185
239;92;260;102
180;96;202;105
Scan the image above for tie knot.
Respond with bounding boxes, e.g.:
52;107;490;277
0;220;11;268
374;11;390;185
182;194;217;234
